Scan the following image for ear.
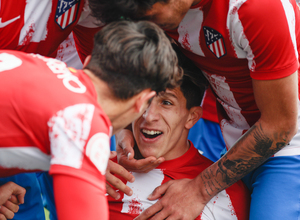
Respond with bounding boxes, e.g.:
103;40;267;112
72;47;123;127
135;89;156;113
185;106;202;129
83;55;91;68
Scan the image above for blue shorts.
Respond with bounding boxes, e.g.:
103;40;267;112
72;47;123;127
188;118;226;162
0;173;45;220
36;172;57;220
242;155;300;220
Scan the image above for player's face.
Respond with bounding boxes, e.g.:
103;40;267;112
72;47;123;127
133;88;191;160
140;0;193;30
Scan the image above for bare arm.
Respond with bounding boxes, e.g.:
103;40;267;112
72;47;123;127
199;71;298;199
136;71;298;220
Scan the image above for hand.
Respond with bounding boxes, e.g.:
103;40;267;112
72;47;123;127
116;129;164;173
134;178;206;220
106;151;135;200
0;182;26;220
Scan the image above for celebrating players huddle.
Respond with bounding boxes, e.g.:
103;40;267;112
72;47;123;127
1;0;300;220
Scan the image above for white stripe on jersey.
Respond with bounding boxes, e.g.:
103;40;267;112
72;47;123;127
280;0;298;60
227;0;298;71
121;170;163;214
227;0;253;65
120;169;240;219
178;8;205;56
0;147;50;171
202;190;238;220
202;70;250;149
19;0;52;45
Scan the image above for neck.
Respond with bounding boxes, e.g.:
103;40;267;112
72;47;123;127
164;135;191;161
84;69;135;134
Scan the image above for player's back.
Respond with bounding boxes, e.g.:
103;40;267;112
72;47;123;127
0;50;98;177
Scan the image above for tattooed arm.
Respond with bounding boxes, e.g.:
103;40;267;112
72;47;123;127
134;72;298;220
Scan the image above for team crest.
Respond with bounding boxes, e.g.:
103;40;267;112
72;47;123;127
55;0;80;30
203;26;226;59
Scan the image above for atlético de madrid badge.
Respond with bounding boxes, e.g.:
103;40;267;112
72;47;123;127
203;26;227;59
55;0;80;30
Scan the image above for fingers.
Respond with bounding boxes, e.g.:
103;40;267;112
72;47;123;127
0;214;7;220
2;201;19;214
106;183;120;200
0;205;15;220
107;160;135;183
134;201;164;220
148;181;172;200
118;156;165;173
134;181;175;220
106;160;134;199
7;196;18;205
109;151;117;159
0;182;26;206
115;129;135;159
106;172;133;197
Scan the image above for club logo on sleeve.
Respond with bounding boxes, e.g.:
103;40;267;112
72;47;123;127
203;26;227;59
86;133;110;175
55;0;80;30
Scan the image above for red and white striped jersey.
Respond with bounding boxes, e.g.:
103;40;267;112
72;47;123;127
166;0;300;156
0;0;101;62
0;50;111;190
108;143;250;220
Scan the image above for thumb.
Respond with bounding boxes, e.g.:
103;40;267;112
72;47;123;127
110;151;117;159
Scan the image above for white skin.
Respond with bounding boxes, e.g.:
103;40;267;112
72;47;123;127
116;1;299;219
133;88;202;161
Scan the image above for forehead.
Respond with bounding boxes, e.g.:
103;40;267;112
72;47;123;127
158;87;185;101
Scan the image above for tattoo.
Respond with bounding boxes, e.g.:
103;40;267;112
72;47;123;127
217;156;262;184
253;124;288;156
200;123;290;195
216;124;289;185
252;124;275;156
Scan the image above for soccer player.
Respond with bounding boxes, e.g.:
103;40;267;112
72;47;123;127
0;20;182;220
92;0;300;219
108;52;250;219
0;1;104;219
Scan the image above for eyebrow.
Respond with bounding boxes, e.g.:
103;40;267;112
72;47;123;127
159;91;178;100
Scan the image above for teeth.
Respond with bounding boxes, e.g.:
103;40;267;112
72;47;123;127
142;129;162;135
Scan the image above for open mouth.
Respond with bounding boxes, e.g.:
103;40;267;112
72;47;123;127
141;129;163;139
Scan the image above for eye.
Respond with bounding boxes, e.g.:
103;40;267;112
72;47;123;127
162;100;172;106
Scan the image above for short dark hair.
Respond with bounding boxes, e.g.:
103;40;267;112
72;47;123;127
172;44;208;110
88;0;167;23
85;20;182;100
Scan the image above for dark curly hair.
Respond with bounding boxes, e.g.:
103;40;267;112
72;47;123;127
88;0;168;23
85;20;182;100
171;43;208;109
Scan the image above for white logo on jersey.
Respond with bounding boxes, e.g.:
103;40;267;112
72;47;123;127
32;54;86;93
0;1;20;28
0;53;22;72
0;16;20;28
86;133;110;175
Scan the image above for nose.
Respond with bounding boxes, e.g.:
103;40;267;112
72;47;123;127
142;102;160;122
